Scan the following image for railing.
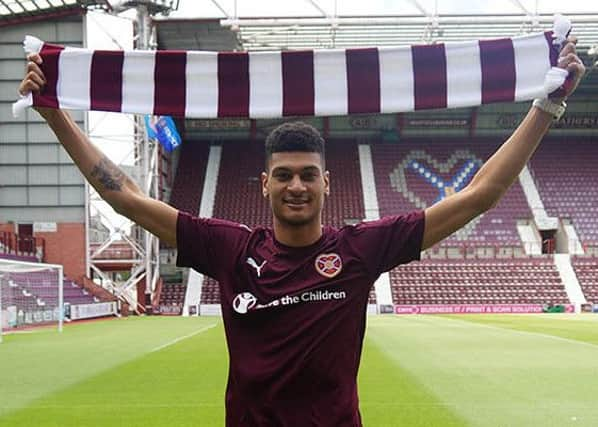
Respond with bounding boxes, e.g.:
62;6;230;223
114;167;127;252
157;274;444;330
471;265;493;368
0;232;45;261
89;242;136;260
422;243;530;260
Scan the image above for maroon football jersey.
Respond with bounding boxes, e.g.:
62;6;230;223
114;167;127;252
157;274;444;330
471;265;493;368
177;210;425;426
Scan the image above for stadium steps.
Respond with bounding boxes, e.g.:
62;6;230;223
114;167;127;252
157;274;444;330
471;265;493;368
553;254;587;307
81;276;118;303
358;144;389;307
528;138;598;247
518;166;558;229
184;145;222;316
516;221;542;255
561;220;585;255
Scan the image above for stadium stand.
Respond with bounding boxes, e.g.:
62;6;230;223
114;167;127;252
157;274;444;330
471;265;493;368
372;139;531;247
211;140;272;227
391;257;569;305
0;264;97;306
321;140;365;227
571;256;598;304
366;139;584;306
159;141;210;311
168;142;210;216
529;138;598;247
157;282;187;315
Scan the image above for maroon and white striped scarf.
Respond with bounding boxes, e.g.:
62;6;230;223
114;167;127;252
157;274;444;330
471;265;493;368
13;16;571;119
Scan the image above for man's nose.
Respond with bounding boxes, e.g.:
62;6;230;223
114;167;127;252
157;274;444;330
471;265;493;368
287;175;306;192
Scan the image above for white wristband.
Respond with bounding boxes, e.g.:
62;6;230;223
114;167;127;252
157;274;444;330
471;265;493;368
533;98;567;121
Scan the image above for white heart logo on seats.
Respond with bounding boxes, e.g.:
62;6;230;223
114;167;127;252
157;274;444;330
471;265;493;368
389;150;483;241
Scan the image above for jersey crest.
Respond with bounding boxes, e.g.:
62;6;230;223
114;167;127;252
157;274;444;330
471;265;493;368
314;253;343;278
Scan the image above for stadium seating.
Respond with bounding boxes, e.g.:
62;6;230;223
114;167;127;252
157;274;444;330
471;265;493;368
529;138;598;246
321;140;365;227
211;140;272;227
178;137;598;310
2;270;96;306
0;253;38;263
168;142;210;215
201;276;219;305
371;139;531;247
390;257;569;305
571;256;598;304
157;282;186;315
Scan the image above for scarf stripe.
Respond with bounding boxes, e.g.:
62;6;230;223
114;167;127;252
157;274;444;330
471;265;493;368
58;47;93;111
281;50;315;117
154;51;187;116
412;44;447;110
249;51;283;118
379;46;414;113
445;41;481;108
218;52;249;117
33;43;62;110
14;26;569;119
314;49;348;116
346;48;380;114
91;50;124;112
122;50;155;114
185;51;218;118
513;33;551;102
480;38;516;104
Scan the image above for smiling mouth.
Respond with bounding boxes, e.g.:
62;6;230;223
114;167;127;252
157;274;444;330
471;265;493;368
284;199;309;208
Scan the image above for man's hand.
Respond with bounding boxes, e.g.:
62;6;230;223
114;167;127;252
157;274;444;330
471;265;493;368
553;36;586;101
18;52;55;119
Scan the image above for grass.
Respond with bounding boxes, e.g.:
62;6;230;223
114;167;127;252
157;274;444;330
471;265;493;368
1;314;597;426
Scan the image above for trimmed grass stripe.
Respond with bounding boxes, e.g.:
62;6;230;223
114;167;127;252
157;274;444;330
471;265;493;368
1;315;598;426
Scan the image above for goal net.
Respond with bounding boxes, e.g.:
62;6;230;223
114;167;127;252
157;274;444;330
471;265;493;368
0;259;63;343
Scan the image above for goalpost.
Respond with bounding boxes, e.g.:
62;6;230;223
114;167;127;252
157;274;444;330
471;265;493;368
0;259;63;343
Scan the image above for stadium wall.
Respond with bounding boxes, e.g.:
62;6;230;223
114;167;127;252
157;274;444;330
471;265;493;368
1;17;86;282
0;224;15;233
35;223;85;281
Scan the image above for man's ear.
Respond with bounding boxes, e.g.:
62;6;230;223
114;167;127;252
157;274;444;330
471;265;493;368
261;171;269;198
324;170;330;196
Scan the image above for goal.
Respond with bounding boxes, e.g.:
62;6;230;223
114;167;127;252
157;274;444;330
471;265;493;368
0;259;64;342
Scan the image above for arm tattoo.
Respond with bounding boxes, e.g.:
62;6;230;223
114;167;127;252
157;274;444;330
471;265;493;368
90;156;125;191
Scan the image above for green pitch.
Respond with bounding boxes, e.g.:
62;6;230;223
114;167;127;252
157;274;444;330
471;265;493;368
1;314;598;427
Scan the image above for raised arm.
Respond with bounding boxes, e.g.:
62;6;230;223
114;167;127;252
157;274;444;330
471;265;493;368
421;38;585;250
19;53;178;247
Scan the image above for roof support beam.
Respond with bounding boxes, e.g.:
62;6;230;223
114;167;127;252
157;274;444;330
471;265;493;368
306;0;330;18
508;0;532;16
406;0;430;18
222;14;598;28
210;0;230;19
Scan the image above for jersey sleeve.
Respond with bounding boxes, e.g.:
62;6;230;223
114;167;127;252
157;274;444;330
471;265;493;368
346;210;425;278
176;211;250;280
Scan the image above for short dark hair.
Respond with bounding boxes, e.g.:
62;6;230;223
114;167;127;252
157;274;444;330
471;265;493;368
265;122;325;169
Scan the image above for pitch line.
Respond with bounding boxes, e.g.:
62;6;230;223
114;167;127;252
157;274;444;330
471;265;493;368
150;323;217;353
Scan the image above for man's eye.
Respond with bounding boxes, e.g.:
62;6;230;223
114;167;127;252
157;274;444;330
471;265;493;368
275;173;291;181
302;173;316;181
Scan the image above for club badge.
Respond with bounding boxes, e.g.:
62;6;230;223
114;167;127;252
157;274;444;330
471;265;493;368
315;253;343;278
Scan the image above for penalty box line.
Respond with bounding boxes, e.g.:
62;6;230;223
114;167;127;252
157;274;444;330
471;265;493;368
150;323;217;353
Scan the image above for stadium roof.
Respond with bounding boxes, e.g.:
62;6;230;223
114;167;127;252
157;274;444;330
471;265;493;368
229;14;598;52
0;0;177;25
159;1;598;53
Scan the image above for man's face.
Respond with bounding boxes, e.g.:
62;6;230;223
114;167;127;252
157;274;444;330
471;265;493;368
261;151;329;227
